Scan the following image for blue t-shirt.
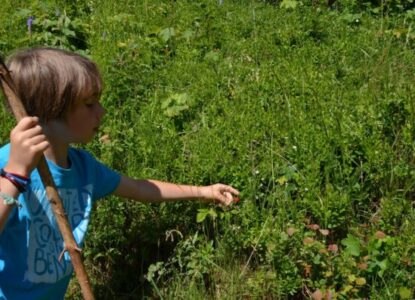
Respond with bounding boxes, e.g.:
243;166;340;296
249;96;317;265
0;144;121;299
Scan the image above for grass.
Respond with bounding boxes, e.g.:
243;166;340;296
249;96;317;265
1;0;415;299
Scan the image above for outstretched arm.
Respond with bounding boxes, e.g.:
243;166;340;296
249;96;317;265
113;175;240;206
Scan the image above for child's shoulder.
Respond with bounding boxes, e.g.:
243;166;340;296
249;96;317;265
68;147;100;166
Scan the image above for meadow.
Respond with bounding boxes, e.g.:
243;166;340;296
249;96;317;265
1;0;415;299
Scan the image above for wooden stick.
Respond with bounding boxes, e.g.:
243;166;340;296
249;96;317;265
0;57;95;300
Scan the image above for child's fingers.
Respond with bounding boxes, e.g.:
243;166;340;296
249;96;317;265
216;184;239;196
14;116;39;131
224;185;240;196
28;134;48;146
223;191;234;204
222;191;240;206
11;117;42;141
209;184;240;205
20;125;44;140
224;191;241;204
215;191;229;205
31;140;50;153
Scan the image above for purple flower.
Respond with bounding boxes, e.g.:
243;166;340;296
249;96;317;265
27;16;33;27
27;16;34;35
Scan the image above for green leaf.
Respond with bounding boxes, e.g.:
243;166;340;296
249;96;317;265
159;27;175;42
62;28;76;37
196;209;209;223
377;259;388;270
148;26;161;36
208;208;217;220
181;29;194;41
280;0;298;9
204;50;220;62
276;176;288;185
341;13;362;25
196;208;217;223
399;287;412;299
341;234;361;256
161;93;191;117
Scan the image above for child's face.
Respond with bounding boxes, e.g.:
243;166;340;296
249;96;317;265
47;98;106;144
65;98;106;144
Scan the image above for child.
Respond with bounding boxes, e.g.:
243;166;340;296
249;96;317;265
0;47;239;299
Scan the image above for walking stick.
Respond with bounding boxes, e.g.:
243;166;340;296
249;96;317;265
0;56;95;300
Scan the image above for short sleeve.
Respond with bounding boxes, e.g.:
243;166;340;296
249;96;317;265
91;158;121;200
72;149;122;201
0;144;11;168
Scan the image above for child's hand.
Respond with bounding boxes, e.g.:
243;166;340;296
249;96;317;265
200;184;240;206
6;117;49;177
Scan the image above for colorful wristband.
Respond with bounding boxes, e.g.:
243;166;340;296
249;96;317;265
0;192;22;208
0;169;31;193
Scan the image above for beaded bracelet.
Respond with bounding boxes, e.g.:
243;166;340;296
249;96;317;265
0;192;22;208
0;169;31;193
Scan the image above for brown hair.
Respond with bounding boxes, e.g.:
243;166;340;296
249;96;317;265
6;47;102;122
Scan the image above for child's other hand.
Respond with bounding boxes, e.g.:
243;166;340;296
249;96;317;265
200;184;240;206
6;117;49;176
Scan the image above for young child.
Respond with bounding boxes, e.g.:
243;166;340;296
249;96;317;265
0;47;239;299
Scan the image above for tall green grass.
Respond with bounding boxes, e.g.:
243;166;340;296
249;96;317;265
1;1;415;298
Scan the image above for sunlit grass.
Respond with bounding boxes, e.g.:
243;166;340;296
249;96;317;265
1;1;415;299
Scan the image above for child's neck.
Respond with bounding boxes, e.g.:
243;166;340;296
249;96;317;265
43;142;70;169
42;120;71;169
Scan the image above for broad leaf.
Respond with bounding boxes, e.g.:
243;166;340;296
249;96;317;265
341;234;361;256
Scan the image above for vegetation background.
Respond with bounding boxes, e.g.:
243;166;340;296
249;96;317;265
1;0;415;299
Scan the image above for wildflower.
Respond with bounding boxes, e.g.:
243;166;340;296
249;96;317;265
325;290;333;300
287;227;296;236
355;277;366;286
311;289;323;300
375;231;386;239
327;244;338;252
319;229;330;236
306;224;320;231
27;16;34;35
303;237;314;245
